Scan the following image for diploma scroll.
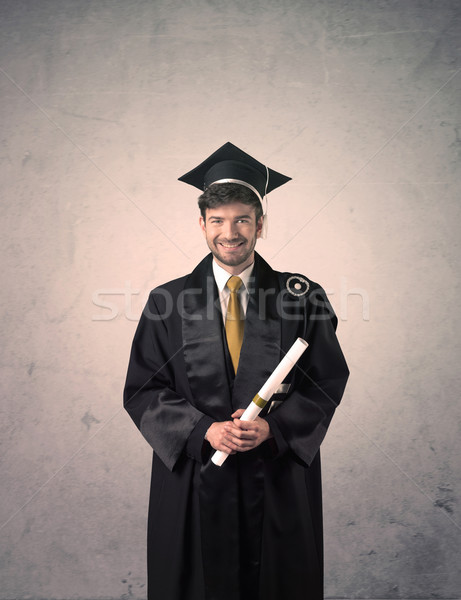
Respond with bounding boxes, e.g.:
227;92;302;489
211;337;309;467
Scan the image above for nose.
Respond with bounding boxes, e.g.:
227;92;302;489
222;220;239;240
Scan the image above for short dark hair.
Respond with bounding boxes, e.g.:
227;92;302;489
198;183;263;222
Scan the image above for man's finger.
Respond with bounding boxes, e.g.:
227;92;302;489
229;430;256;441
231;409;245;418
232;419;258;431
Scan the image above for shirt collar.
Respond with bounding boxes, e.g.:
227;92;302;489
212;259;254;292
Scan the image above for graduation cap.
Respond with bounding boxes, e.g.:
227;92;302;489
178;142;291;202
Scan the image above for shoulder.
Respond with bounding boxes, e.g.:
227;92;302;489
144;274;189;316
274;269;325;300
255;253;321;297
275;269;336;322
254;253;331;308
137;273;191;326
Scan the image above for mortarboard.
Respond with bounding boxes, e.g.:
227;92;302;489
178;142;291;202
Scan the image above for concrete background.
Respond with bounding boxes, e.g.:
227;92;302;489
1;0;460;598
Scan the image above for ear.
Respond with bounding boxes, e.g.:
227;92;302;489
199;215;206;235
256;215;264;239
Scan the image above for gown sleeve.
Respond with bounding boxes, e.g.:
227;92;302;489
264;286;349;467
124;290;214;471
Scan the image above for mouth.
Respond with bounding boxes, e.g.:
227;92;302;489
218;241;245;250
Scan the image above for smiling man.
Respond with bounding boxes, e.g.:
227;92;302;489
199;195;261;272
124;142;349;600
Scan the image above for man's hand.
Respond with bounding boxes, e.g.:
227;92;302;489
205;410;272;454
205;421;238;454
226;408;273;452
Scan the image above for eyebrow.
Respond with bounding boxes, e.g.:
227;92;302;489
209;214;252;220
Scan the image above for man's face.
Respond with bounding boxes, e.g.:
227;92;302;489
199;202;263;272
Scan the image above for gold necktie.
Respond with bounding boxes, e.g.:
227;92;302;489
225;276;244;374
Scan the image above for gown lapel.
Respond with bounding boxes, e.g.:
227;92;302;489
182;254;233;421
231;252;282;410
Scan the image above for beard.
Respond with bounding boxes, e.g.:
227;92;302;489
206;234;257;268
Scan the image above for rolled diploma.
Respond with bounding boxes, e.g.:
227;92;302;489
211;337;308;466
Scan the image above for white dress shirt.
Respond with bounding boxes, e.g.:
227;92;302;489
212;260;254;324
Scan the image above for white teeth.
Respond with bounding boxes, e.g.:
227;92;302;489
221;243;241;248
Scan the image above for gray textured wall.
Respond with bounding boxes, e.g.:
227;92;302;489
1;1;460;598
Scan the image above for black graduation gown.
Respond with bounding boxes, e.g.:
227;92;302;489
124;252;349;600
